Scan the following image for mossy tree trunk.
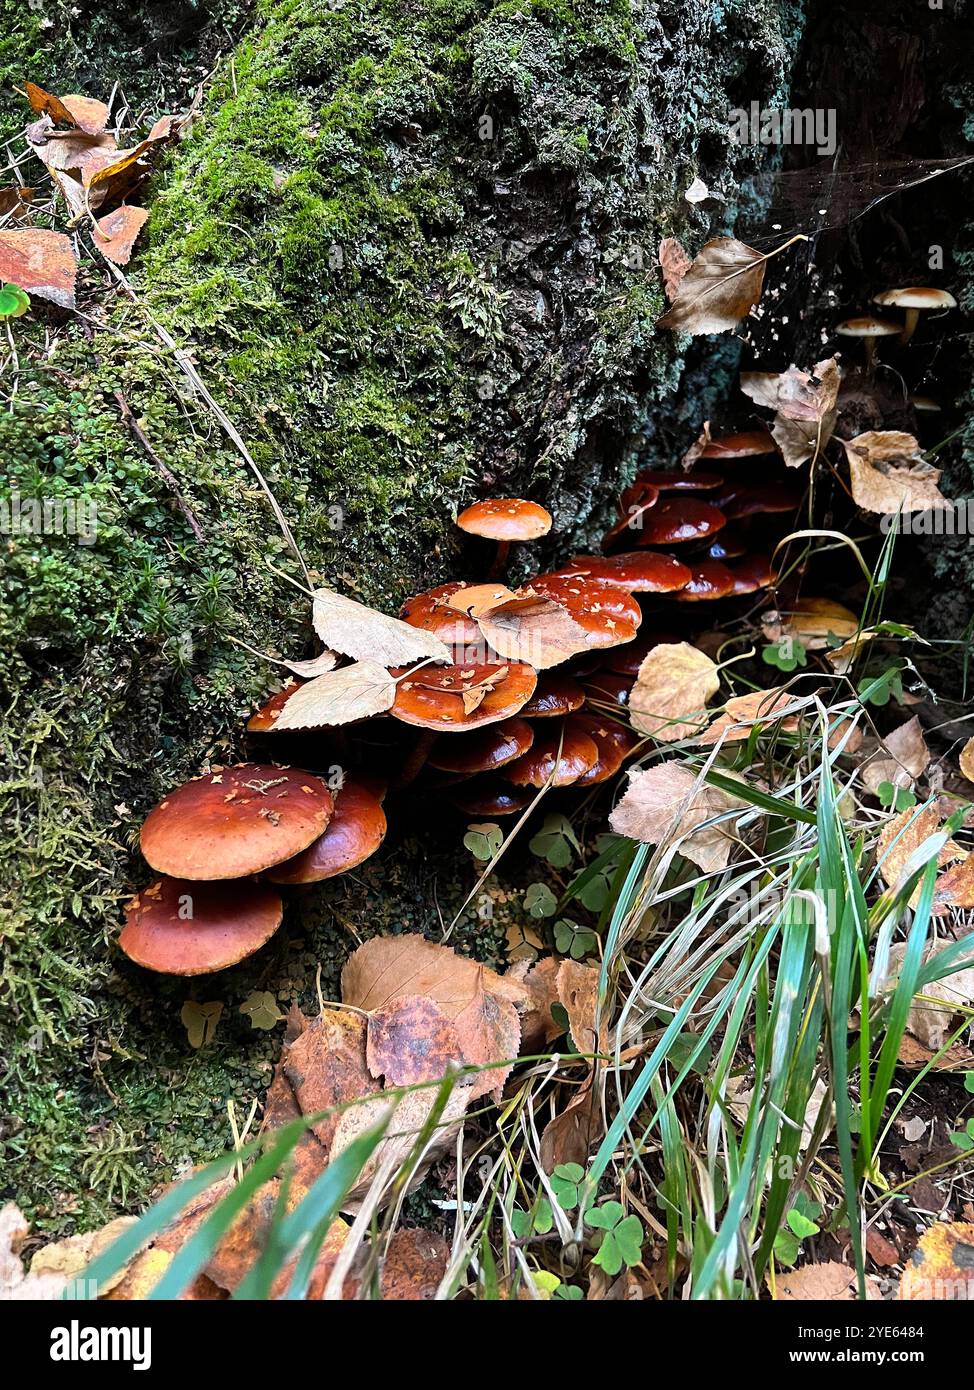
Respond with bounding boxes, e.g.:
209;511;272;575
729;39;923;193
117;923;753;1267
0;0;812;1227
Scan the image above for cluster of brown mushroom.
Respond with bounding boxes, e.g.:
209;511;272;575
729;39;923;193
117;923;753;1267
119;454;798;976
836;285;956;372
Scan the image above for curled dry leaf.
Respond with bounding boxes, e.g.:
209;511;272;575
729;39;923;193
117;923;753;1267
342;934;527;1101
658;236;692;301
512;955;563;1053
959;736;974;786
629;641;720;742
556;959;605;1057
272;660;396;730
761;598;860;652
657;237;766;335
885;938;974;1052
610;762;746;873
476;593;594;669
696;686;800;745
680;420;712;471
540;1079;601;1173
860;716;930;796
24;83;110;134
899;1222;974;1300
312;589;451;667
1;1205;79;1300
283;649;339;678
92;204;149;265
840;432;949;515
0;229;76;308
445;583;517;617
741;358;840;467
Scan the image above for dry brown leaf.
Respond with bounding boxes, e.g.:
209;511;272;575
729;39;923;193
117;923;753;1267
657;237;766;335
513;956;563;1052
896;1033;974;1071
761;598;860;652
92;204;149;265
27;121;118;177
27;1216;138;1297
0;228;77;308
609;763;746;873
876;806;957;898
0;186;34;221
696;686;800;745
366;996;464;1087
899;1222;974;1300
312;589;451;667
886;938;974;1051
742;358;840;467
272;660;395;730
270;1007;380;1164
861;716;930;796
283;649;339;678
680;420;712;471
445;583;517;617
476;594;594;669
25;83;109;133
330;1084;471;1209
0;1205;75;1300
840;432;949;515
933;853;974;910
371;1228;449;1301
773;1259;881;1301
629;641;720;741
959;736;974;785
658;236;692;301
539;1080;601;1173
557;960;605;1057
342;935;526;1101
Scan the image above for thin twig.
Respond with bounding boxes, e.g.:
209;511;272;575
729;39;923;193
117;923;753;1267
114;389;207;543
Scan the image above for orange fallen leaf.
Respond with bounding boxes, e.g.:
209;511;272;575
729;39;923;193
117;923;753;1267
0;228;76;308
696;686;800;745
92;205;149;265
366;996;464;1087
899;1222;974;1299
24;83;109;134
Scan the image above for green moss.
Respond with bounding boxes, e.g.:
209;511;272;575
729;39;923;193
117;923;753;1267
1;0;806;1232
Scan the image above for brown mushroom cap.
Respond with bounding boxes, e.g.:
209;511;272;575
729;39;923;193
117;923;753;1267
141;764;335;880
601;492;660;550
706;527;748;560
570;714;639;786
630;468;724;492
581;671;635;707
835;316;900;338
457;498;552;541
390;660;537;730
606;629;681;675
519;672;586;718
450;779;532;816
427;717;535;774
119;876;284;975
504;723;599;788
701;429;777;459
265;779;387;884
633;497;726;545
713;480;800;519
561;552;691;593
246;683;302;733
671;558;736;601
727;553;775;595
872;287;956;310
400;581;482;647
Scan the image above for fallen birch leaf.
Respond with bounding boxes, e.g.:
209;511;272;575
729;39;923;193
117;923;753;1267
477;594;594;669
92;205;149;265
761;598;860;652
283;650;339;678
0;229;76;308
557;960;605;1057
696;686;800;745
896;1033;974;1071
629;641;720;741
773;1259;881;1301
25;83;109;134
742;358;840;467
540;1081;601;1173
366;996;465;1087
445;583;518;617
330;1084;471;1210
959;737;974;785
840;432;949;515
861;716;930;796
610;763;746;873
658;236;692;301
513;956;563;1052
875;805;957;895
658;237;766;335
272;660;395;730
312;589;450;667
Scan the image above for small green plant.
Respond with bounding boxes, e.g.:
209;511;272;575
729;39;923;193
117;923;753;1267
554;918;597;960
762;637;807;673
773;1192;823;1266
0;282;30;318
550;1162;584;1209
876;781;917;812
524;882;557;918
529;813;580;868
858;662;905;706
463;822;503;861
511;1198;553;1237
585;1201;644;1276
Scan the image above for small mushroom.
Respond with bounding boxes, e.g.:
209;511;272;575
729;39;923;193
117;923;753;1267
630;496;726;546
456;497;552;577
140;763;335;880
265;779;387;884
627;468;724;493
560;551;692;593
835;315;899;372
450;779;532;816
519;672;586;718
504;723;599;788
119;876;284;975
427;717;535;774
872;286;956;345
521;574;640;648
570;714;639;786
670;558;736;601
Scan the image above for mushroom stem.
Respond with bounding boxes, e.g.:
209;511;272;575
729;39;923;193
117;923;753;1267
488;539;511;579
863;338;877;376
899;307;920;346
395;728;436;789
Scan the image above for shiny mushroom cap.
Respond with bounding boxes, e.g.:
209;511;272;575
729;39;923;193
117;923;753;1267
519;672;586;718
631;468;724;491
450;779;532;816
119;876;284;975
562;551;691;593
571;714;640;786
633;497;726;546
400;581;482;647
141;764;335;880
504;723;599;788
246;682;302;733
671;558;736;601
457;498;552;541
872;287;956;310
835;316;899;338
701;429;777;459
390;660;537;730
265;779;387;884
727;553;775;595
521;574;641;648
427;717;535;774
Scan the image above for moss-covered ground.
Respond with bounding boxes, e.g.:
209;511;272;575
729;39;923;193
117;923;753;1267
0;0;806;1234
